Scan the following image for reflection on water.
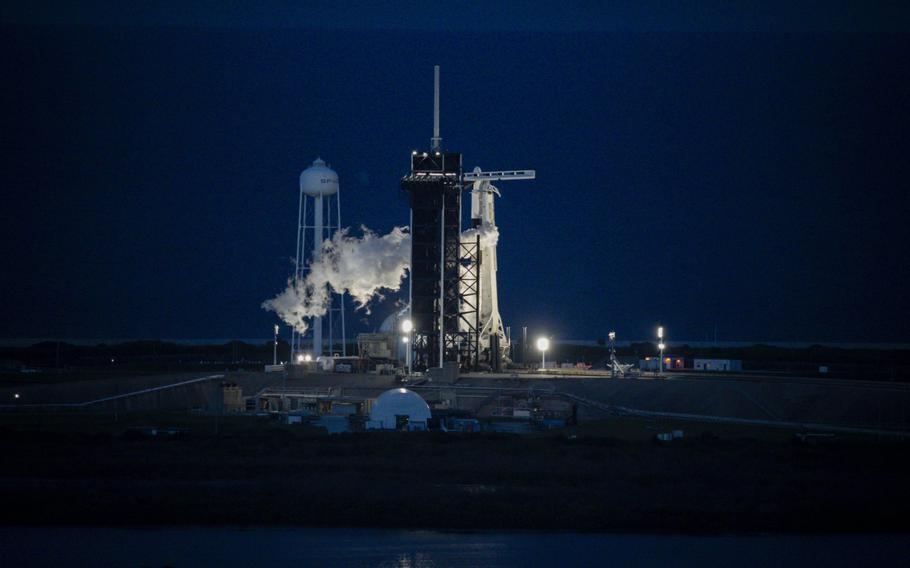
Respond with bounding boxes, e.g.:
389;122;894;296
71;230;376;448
381;552;436;568
1;527;908;567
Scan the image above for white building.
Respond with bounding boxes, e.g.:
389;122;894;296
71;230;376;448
366;388;431;431
694;359;743;372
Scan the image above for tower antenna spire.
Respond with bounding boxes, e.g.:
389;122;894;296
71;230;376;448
431;65;441;151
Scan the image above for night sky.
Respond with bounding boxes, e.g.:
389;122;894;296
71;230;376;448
2;3;909;343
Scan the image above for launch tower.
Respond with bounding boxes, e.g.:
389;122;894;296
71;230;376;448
400;67;476;370
401;67;535;371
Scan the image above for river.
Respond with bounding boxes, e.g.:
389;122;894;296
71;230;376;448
2;527;908;567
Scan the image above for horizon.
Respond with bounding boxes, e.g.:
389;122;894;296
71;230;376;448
3;337;910;351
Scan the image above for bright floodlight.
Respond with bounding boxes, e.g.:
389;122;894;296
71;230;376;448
608;331;616;341
296;354;304;363
402;337;409;344
657;326;664;339
536;337;550;352
658;342;665;351
304;354;313;362
401;319;413;333
14;393;20;399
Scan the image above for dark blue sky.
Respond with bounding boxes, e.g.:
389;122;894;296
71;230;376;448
2;4;909;342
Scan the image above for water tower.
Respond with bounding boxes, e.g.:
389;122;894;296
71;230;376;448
292;158;346;359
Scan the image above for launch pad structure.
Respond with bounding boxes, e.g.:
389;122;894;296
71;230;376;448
401;66;534;371
400;145;472;369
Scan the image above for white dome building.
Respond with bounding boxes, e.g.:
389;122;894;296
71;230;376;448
378;305;411;360
367;388;431;431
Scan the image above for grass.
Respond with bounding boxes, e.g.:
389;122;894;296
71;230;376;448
1;410;908;532
573;416;869;443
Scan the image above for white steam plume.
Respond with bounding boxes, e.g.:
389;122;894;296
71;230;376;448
461;224;499;249
262;226;411;333
264;224;500;333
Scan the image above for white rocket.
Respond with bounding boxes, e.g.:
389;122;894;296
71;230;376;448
464;167;535;364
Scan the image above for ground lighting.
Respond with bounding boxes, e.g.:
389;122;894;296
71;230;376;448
401;319;413;375
536;337;550;369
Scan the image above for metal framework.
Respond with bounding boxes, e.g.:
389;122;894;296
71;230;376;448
400;65;518;372
452;235;481;369
400;152;463;369
400;164;485;371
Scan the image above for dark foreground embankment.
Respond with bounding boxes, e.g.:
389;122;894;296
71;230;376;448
1;415;908;532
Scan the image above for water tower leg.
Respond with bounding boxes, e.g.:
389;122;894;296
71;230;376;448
313;194;323;357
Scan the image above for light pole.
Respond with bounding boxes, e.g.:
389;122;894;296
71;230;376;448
536;337;550;370
657;325;665;377
608;331;617;377
401;319;413;375
402;337;410;373
273;324;279;365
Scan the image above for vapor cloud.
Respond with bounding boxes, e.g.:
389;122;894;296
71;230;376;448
263;224;499;333
461;224;499;249
262;226;411;334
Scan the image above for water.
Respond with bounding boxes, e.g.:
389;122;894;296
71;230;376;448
1;527;908;567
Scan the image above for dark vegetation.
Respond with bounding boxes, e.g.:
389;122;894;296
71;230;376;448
1;412;908;532
0;340;298;376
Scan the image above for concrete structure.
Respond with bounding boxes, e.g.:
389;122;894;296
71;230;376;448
356;332;397;360
694;359;743;372
222;382;245;413
254;385;367;417
367;388;431;430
